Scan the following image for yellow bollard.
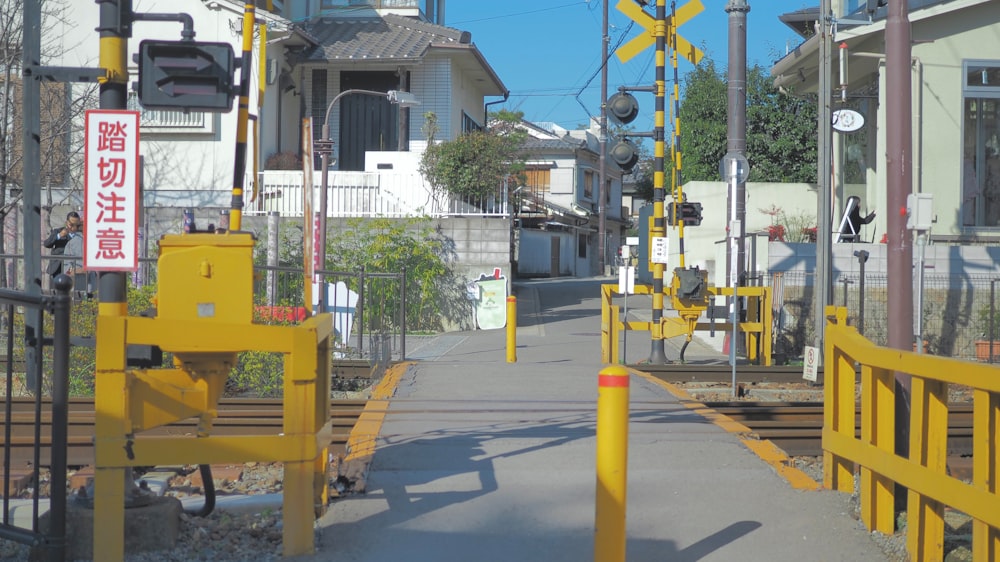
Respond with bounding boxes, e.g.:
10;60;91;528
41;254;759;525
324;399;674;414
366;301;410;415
506;295;517;363
595;365;629;562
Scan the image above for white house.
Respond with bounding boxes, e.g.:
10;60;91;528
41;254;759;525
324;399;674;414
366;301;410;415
50;0;301;210
47;1;507;217
515;119;629;277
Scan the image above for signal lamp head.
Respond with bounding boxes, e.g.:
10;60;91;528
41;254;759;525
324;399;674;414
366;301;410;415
607;92;640;125
610;138;640;173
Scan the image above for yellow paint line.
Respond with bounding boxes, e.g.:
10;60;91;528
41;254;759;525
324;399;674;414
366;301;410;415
630;369;752;433
741;439;821;491
345;362;412;461
631;367;820;491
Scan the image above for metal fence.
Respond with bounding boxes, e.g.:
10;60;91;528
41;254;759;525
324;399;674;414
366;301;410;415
248;170;509;218
768;270;1000;362
1;254;407;366
252;265;407;368
1;279;72;561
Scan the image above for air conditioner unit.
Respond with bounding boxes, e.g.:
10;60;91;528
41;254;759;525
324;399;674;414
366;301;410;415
266;58;279;85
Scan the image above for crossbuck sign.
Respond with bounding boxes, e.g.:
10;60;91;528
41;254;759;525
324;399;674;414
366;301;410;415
615;0;705;64
84;110;140;271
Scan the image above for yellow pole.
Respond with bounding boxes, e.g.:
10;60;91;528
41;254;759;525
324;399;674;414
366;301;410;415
610;304;621;365
229;0;257;231
594;365;630;562
506;296;517;363
94;2;129;559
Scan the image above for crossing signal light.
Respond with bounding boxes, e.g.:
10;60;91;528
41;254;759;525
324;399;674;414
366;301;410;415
607;92;640;125
667;201;703;227
610;137;640;174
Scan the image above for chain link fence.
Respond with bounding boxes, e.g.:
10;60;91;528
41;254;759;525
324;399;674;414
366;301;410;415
769;270;1000;363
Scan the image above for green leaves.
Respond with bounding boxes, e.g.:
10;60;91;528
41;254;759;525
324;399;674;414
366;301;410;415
326;217;457;332
420;110;528;199
677;61;818;184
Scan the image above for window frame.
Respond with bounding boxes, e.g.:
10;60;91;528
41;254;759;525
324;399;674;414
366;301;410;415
960;60;1000;228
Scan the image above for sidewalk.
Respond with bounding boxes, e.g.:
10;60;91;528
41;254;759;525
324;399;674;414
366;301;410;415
302;277;886;561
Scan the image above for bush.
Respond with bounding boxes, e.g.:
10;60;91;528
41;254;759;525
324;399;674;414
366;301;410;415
264;151;302;170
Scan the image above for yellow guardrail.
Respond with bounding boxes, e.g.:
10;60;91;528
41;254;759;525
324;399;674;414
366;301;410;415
600;283;772;365
823;306;1000;562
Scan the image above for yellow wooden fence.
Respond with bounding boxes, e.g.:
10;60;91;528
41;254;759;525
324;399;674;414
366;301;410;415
823;306;1000;561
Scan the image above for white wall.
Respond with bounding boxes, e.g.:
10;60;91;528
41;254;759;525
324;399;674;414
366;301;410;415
661;181;819;281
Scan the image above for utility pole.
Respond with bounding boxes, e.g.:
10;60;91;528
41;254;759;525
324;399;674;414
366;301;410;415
598;0;609;276
22;0;43;392
885;0;914;461
814;0;833;358
725;0;749;341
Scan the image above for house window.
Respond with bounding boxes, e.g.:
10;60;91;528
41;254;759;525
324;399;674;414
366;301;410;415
524;168;550;200
126;91;213;133
961;61;1000;227
605;179;612;205
578;234;587;258
311;69;328;139
583;169;594;199
462;112;482;133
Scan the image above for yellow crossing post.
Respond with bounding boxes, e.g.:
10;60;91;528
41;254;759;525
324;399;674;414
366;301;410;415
94;233;333;559
594;365;630;562
506;295;517;363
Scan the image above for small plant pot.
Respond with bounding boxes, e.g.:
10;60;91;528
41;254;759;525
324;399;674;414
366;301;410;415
974;340;1000;362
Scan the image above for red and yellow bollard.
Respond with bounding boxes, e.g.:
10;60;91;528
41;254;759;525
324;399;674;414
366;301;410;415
595;365;630;562
506;295;517;363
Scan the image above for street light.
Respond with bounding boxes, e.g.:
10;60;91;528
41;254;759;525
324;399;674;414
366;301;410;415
315;89;420;308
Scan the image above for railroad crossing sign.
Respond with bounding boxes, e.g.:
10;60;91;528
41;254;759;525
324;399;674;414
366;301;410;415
615;0;704;65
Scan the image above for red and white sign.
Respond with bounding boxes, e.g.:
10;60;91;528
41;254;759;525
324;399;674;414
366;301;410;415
84;110;140;271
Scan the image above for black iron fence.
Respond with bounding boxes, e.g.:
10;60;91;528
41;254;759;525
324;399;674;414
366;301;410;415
251;264;407;369
1;254;407;366
1;277;72;561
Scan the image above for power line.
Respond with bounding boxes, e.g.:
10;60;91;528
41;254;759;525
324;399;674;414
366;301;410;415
449;2;588;25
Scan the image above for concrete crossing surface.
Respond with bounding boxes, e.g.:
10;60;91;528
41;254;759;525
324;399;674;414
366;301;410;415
297;277;887;562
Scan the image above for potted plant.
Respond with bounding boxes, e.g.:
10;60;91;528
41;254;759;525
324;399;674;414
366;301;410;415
975;305;1000;362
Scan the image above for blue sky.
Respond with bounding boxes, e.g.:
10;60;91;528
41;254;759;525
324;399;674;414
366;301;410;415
446;1;814;132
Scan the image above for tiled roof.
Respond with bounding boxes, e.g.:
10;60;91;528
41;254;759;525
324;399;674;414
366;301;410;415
522;137;585;151
298;13;471;63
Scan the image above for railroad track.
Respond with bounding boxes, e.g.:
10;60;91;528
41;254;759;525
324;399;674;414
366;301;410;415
705;401;974;458
1;398;368;467
638;364;820;385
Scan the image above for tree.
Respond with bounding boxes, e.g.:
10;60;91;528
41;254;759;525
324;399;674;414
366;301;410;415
668;60;817;184
0;0;97;286
325;217;464;332
420;109;528;200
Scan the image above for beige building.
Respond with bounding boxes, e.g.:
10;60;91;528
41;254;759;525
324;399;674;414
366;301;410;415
772;0;1000;240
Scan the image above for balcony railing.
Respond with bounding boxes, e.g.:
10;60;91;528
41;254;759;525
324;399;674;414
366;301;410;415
249;170;509;218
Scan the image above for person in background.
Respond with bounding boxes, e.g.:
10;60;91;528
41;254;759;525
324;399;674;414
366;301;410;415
42;211;82;277
847;205;876;242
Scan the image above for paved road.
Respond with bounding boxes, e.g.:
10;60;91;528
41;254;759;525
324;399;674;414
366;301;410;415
299;277;886;562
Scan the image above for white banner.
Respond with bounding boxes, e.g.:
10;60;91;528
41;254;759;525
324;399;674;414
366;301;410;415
84;110;140;271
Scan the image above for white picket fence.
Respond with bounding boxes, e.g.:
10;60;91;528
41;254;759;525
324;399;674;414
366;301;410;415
248;171;509;218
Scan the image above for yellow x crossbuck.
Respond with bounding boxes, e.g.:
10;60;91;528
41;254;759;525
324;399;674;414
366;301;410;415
615;0;704;65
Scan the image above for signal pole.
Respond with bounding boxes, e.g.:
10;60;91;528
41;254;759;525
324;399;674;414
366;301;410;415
649;0;667;364
598;0;609;275
725;0;749;289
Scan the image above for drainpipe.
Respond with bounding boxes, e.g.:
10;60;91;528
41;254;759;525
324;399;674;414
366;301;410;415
484;92;510;128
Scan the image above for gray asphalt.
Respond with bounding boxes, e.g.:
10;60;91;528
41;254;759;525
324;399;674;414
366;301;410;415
301;277;886;561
